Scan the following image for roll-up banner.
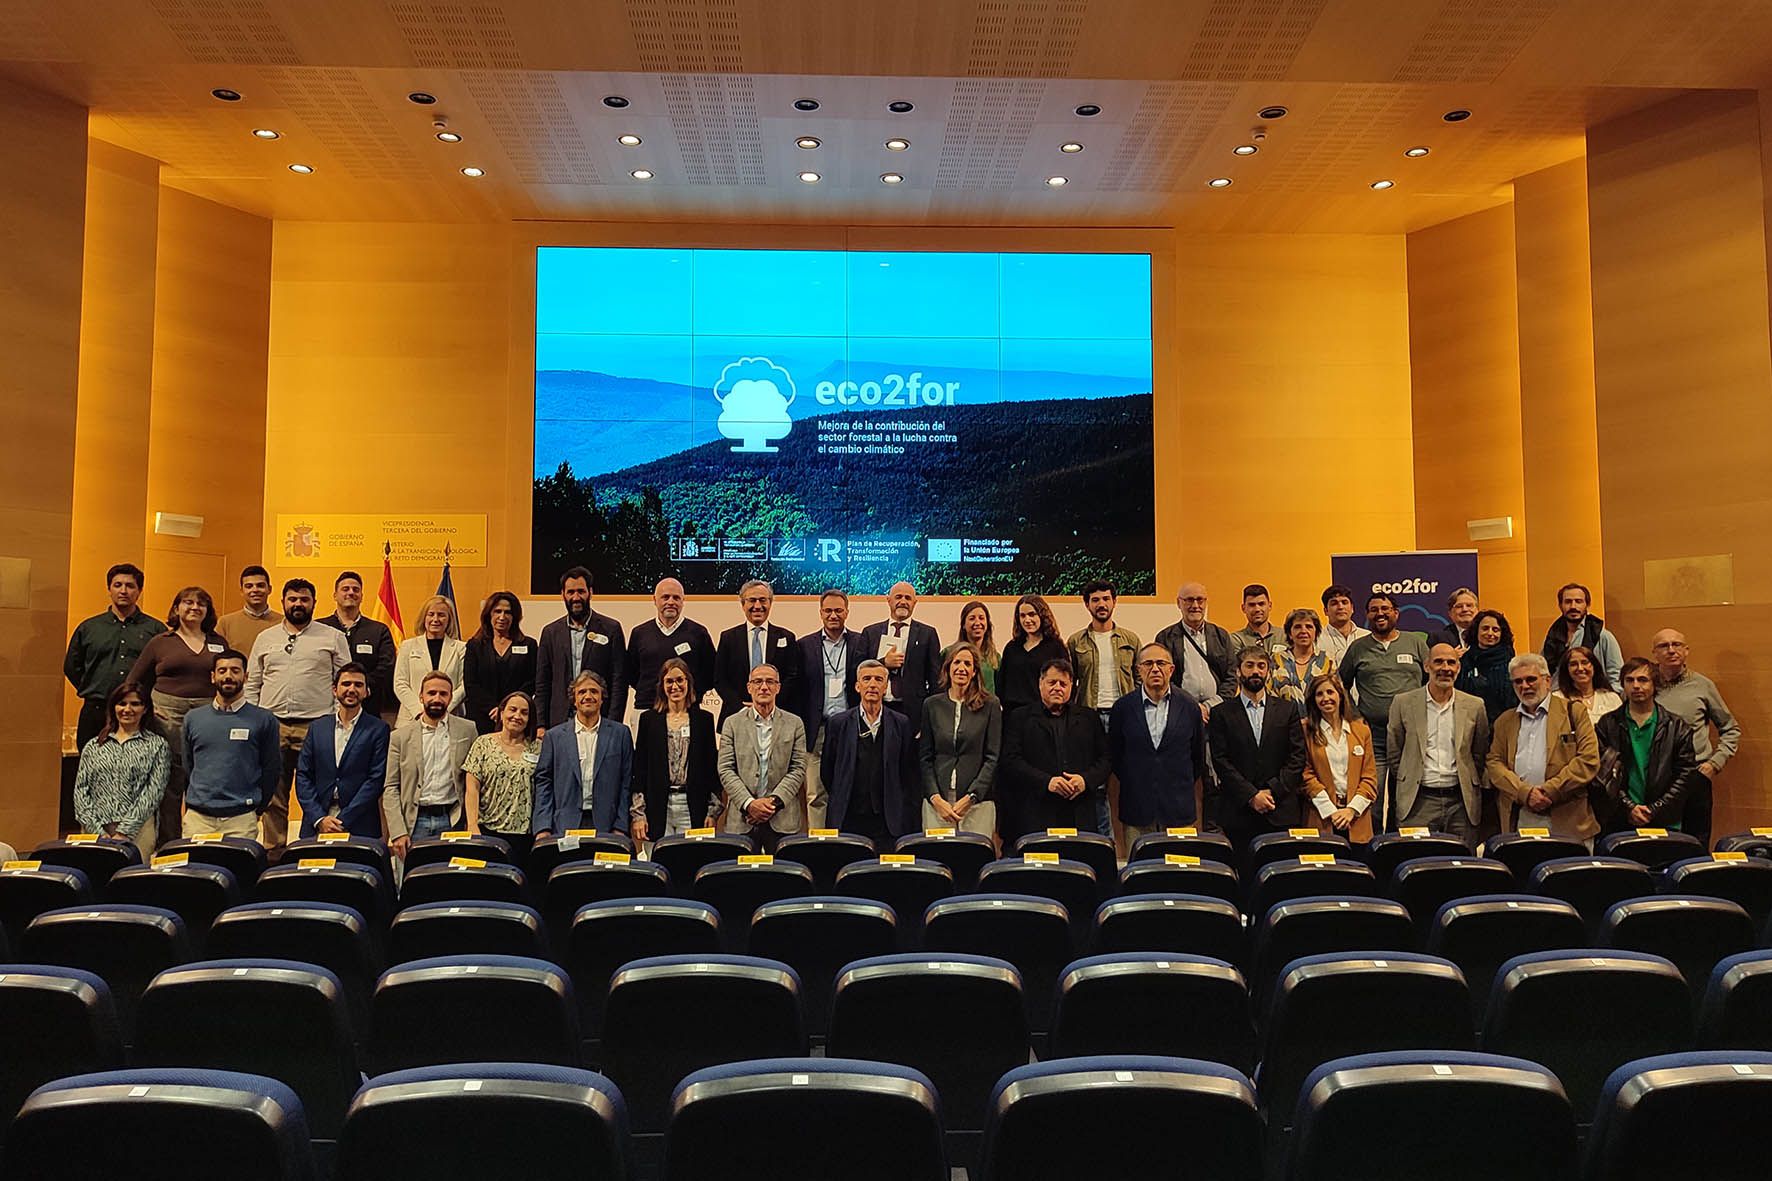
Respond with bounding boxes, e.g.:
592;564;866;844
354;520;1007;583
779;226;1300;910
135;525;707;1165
1329;550;1480;633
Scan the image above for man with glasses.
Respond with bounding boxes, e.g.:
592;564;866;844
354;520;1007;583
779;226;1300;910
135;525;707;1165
1486;651;1601;845
714;579;798;728
1155;582;1236;713
244;578;349;860
1651;629;1740;846
717;663;807;852
1110;643;1206;847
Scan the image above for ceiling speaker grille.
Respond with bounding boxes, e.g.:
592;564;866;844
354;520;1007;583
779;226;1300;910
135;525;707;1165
933;78;1046;188
1262;84;1416;192
627;0;744;73
966;0;1086;78
260;67;426;179
1602;0;1772;85
1393;0;1557;83
0;2;74;62
1181;0;1329;82
661;74;763;185
461;71;601;185
149;0;303;66
389;3;525;69
1099;82;1234;191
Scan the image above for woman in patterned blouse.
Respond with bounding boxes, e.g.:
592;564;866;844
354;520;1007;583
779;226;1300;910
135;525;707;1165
463;690;541;866
1269;608;1333;711
72;681;171;859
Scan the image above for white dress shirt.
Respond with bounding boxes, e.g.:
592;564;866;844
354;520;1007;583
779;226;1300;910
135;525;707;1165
246;621;349;719
1424;690;1460;785
574;716;601;812
416;718;458;805
333;707;360;765
1514;700;1550;786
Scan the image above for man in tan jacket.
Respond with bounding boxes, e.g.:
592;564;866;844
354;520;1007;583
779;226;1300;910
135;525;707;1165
1486;652;1601;844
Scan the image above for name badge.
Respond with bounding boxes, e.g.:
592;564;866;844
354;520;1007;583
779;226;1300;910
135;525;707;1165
229;728;251;741
1396;653;1415;665
674;642;692;656
523;751;539;764
511;645;529;654
826;675;846;699
591;632;609;646
776;636;787;648
355;643;375;654
1352;745;1365;756
207;643;224;653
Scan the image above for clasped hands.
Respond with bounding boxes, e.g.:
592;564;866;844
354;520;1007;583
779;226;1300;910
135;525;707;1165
1046;773;1087;800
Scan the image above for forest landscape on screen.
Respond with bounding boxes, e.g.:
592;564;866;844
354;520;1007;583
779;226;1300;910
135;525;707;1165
532;246;1155;595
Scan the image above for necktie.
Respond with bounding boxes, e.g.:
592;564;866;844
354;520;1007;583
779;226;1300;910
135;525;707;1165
751;627;764;670
889;623;906;700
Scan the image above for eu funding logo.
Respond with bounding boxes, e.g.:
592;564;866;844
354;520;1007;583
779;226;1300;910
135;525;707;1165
715;357;796;453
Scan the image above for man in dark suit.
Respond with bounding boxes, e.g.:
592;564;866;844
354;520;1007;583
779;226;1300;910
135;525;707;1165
532;671;634;838
860;581;941;734
1207;646;1307;852
1000;657;1110;841
819;659;917;848
318;571;399;721
713;578;798;728
294;662;391;839
534;565;627;731
1110;643;1206;845
793;589;869;828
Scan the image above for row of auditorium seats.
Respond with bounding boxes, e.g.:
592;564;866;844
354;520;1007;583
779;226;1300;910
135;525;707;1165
4;1050;1769;1180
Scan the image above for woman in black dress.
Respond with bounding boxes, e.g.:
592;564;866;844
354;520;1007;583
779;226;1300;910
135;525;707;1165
463;591;538;734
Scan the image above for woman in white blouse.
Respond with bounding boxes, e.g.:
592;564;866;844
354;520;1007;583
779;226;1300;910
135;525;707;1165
1300;673;1378;842
393;595;467;727
1554;645;1623;721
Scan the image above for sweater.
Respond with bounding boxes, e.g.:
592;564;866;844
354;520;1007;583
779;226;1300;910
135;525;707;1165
182;700;283;816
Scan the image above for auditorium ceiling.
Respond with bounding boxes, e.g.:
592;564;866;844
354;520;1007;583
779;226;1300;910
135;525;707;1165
3;0;1771;232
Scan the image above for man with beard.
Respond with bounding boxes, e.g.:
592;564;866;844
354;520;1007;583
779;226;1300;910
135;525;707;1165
1155;581;1237;711
1389;642;1490;843
1066;579;1140;837
861;581;942;732
1541;583;1624;687
318;570;397;721
1596;657;1703;833
382;670;480;861
1208;647;1307;853
535;565;627;731
295;662;390;840
624;576;714;714
1337;592;1430;831
244;579;349;859
181;648;281;839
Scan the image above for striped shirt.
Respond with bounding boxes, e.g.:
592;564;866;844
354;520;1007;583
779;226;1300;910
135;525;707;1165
73;730;170;838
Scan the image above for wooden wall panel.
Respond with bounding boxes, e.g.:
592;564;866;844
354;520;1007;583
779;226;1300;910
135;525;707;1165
0;79;88;845
1407;205;1530;629
1588;89;1772;835
1514;159;1605;647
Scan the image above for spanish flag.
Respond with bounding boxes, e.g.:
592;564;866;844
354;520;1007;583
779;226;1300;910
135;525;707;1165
367;541;405;644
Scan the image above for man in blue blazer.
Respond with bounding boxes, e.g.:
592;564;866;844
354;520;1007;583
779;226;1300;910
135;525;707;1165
294;663;392;839
532;670;634;837
819;660;918;847
1109;643;1207;845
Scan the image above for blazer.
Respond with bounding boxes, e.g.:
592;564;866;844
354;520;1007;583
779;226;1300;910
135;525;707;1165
1302;717;1379;843
1108;688;1206;829
1207;694;1308;837
713;622;800;728
821;705;918;837
717;706;808;835
1388;686;1492;827
1153;619;1238;704
860;618;942;733
531;716;634;836
997;635;1070;714
380;714;479;841
1593;707;1704;829
393;635;468;728
534;612;628;730
318;613;398;718
919;694;1003;804
295;710;391;840
462;632;538;734
633;707;719;833
1001;703;1111;840
1486;695;1602;841
790;629;868;748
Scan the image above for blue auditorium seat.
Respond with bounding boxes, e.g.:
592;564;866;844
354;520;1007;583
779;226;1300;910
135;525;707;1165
398;860;528;907
1425;894;1585;1021
975;857;1098;941
1118;856;1241;906
1585;1051;1772;1180
1484;831;1588;882
20;904;189;1041
1389;855;1514;938
387;900;547;963
0;965;123;1123
369;954;578;1075
1249;857;1378;917
691;859;815;951
106;862;240;952
648;832;752;894
1250;896;1414;1012
1698;950;1772;1050
542;858;672;946
1529;856;1653;933
1602;895;1755;1005
1664;855;1772;927
0;863;92;944
893;830;999;891
402;833;513;871
28;838;138;889
1049;953;1254;1071
155;836;267;890
1093;893;1245;965
1013;831;1120;898
256;861;390;930
1363;830;1473;882
775;832;878;891
1127;829;1236;865
565;898;723;1045
749;897;897;1035
922;894;1073;1037
835;859;951;945
1597;828;1705;870
208;902;376;1037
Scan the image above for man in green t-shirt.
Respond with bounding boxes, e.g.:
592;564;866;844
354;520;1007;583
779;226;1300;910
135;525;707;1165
1594;657;1703;831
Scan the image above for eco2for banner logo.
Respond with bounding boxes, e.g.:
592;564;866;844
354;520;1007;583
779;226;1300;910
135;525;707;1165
814;371;960;407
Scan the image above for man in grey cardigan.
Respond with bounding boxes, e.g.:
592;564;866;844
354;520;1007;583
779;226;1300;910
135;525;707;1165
1652;629;1740;847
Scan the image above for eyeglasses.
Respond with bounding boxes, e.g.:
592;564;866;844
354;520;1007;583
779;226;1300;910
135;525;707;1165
284;634;298;654
1510;675;1542;685
1179;597;1207;604
1136;659;1173;669
747;677;779;686
1652;641;1687;651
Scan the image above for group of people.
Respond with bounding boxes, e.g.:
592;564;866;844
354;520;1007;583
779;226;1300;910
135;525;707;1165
63;561;1740;867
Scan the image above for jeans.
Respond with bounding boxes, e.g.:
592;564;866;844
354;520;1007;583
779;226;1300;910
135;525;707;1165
411;808;456;841
1367;718;1393;832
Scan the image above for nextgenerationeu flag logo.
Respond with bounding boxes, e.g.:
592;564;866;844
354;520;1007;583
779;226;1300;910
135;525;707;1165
715;357;796;453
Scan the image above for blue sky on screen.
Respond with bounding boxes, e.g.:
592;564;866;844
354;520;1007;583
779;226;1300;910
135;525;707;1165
534;247;1152;477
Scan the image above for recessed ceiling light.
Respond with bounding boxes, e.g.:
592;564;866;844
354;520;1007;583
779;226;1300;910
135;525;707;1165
1045;175;1069;187
435;131;462;143
210;88;242;102
407;92;437;105
603;95;630;109
1074;104;1101;117
1060;142;1084;154
630;168;654;180
887;100;914;114
884;138;910;151
617;134;642;147
251;128;280;140
1442;108;1471;122
880;172;904;184
798;170;821;183
1232;143;1258;156
1404;146;1430;157
1207;176;1232;188
460;166;485;177
287;163;314;174
796;136;821;150
1258;105;1288;120
793;98;820;112
1370;178;1395;190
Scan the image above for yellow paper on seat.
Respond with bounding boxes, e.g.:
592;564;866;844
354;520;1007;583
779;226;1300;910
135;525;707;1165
686;828;716;838
316;832;351;842
297;858;337;869
1635;827;1669;837
1299;853;1336;865
593;852;631;865
1023;852;1060;864
3;860;42;872
565;828;597;838
1165;827;1197;837
1713;851;1749;862
880;854;916;865
150;853;189;869
441;831;471;841
189;833;223;843
1399;827;1430;837
924;827;956;838
1164;854;1201;866
737;854;774;865
1519;828;1551;837
66;834;99;844
1288;828;1318;838
447;857;487;869
1046;827;1078;837
809;829;839;838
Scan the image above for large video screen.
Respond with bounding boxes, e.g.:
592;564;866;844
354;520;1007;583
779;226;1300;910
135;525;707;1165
532;247;1155;595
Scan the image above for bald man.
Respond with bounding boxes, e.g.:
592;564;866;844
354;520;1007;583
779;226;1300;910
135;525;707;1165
1155;581;1238;711
1388;642;1490;842
861;581;941;736
625;577;716;713
1652;628;1740;846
